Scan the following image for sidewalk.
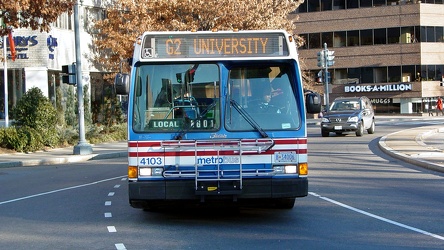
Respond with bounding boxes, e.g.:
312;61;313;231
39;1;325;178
0;142;127;168
0;125;444;174
379;125;444;173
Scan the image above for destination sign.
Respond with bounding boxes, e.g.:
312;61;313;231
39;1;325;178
141;32;289;59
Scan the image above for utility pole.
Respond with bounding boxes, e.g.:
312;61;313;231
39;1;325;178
73;0;92;155
1;15;9;128
317;43;335;111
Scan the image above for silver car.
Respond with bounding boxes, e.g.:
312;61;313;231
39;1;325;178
320;96;375;137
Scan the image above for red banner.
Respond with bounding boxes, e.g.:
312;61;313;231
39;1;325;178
8;29;16;61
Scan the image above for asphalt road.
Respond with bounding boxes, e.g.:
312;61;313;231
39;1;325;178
0;118;443;249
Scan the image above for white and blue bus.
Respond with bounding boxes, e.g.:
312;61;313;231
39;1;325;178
115;30;321;209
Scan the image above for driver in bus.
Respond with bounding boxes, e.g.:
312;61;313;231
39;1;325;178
258;87;281;114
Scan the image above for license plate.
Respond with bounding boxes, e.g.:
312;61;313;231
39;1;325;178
334;126;342;130
275;151;297;163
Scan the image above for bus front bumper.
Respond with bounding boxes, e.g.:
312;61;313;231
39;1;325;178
128;178;307;206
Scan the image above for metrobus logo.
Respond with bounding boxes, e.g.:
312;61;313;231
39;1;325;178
197;156;240;165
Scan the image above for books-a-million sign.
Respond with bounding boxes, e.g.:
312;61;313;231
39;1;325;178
345;83;412;93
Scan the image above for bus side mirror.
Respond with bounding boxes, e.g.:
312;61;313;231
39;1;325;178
306;92;322;114
115;73;130;95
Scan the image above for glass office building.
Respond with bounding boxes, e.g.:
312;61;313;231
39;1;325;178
293;0;444;114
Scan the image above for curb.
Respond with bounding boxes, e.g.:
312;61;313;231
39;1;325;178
378;132;444;173
0;152;127;168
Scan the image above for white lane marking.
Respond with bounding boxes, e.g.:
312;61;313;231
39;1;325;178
105;201;112;206
107;226;117;233
121;178;127;181
114;185;121;188
108;192;115;197
309;192;444;241
0;176;127;206
104;212;112;218
115;243;127;250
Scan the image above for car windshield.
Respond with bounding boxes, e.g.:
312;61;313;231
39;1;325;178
330;100;360;111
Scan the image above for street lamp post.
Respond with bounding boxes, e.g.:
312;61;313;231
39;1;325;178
73;0;92;155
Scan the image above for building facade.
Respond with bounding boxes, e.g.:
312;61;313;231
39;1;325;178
293;0;444;114
0;1;112;121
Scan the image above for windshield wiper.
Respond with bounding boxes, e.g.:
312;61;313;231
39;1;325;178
229;99;269;138
173;101;217;140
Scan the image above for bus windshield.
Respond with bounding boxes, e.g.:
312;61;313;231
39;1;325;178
225;65;300;131
132;63;220;132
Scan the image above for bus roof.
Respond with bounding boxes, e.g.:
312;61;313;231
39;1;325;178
133;30;298;62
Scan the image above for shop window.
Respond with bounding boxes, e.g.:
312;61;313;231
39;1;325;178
321;0;333;11
388;66;401;82
428;65;436;80
333;0;346;9
360;0;372;7
347;0;359;8
420;26;427;42
437;65;443;80
333;69;348;84
360;29;373;46
299;34;308;49
401;26;415;43
387;0;398;5
413;26;421;43
362;67;373;83
309;33;321;49
322;32;333;48
298;1;308;12
374;28;387;45
426;26;435;42
308;0;321;11
373;0;386;6
348;68;361;83
374;67;387;83
421;65;427;81
388;27;400;44
401;65;415;82
347;30;359;46
333;31;346;47
436;27;444;42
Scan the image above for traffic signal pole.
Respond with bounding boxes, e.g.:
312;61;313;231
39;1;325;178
323;43;330;111
73;0;92;155
317;43;335;111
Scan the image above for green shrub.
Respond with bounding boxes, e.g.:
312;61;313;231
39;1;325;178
0;127;27;152
12;87;59;148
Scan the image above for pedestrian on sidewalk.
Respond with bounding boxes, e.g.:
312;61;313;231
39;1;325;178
436;97;444;116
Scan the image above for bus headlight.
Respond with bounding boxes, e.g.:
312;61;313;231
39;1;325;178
139;167;163;176
273;165;298;174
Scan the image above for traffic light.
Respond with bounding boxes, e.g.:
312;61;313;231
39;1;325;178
62;64;76;85
326;50;335;67
317;51;325;68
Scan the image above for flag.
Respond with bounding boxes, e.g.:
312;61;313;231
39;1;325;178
8;29;16;61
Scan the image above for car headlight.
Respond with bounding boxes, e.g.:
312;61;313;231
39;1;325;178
321;117;330;123
348;116;358;122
